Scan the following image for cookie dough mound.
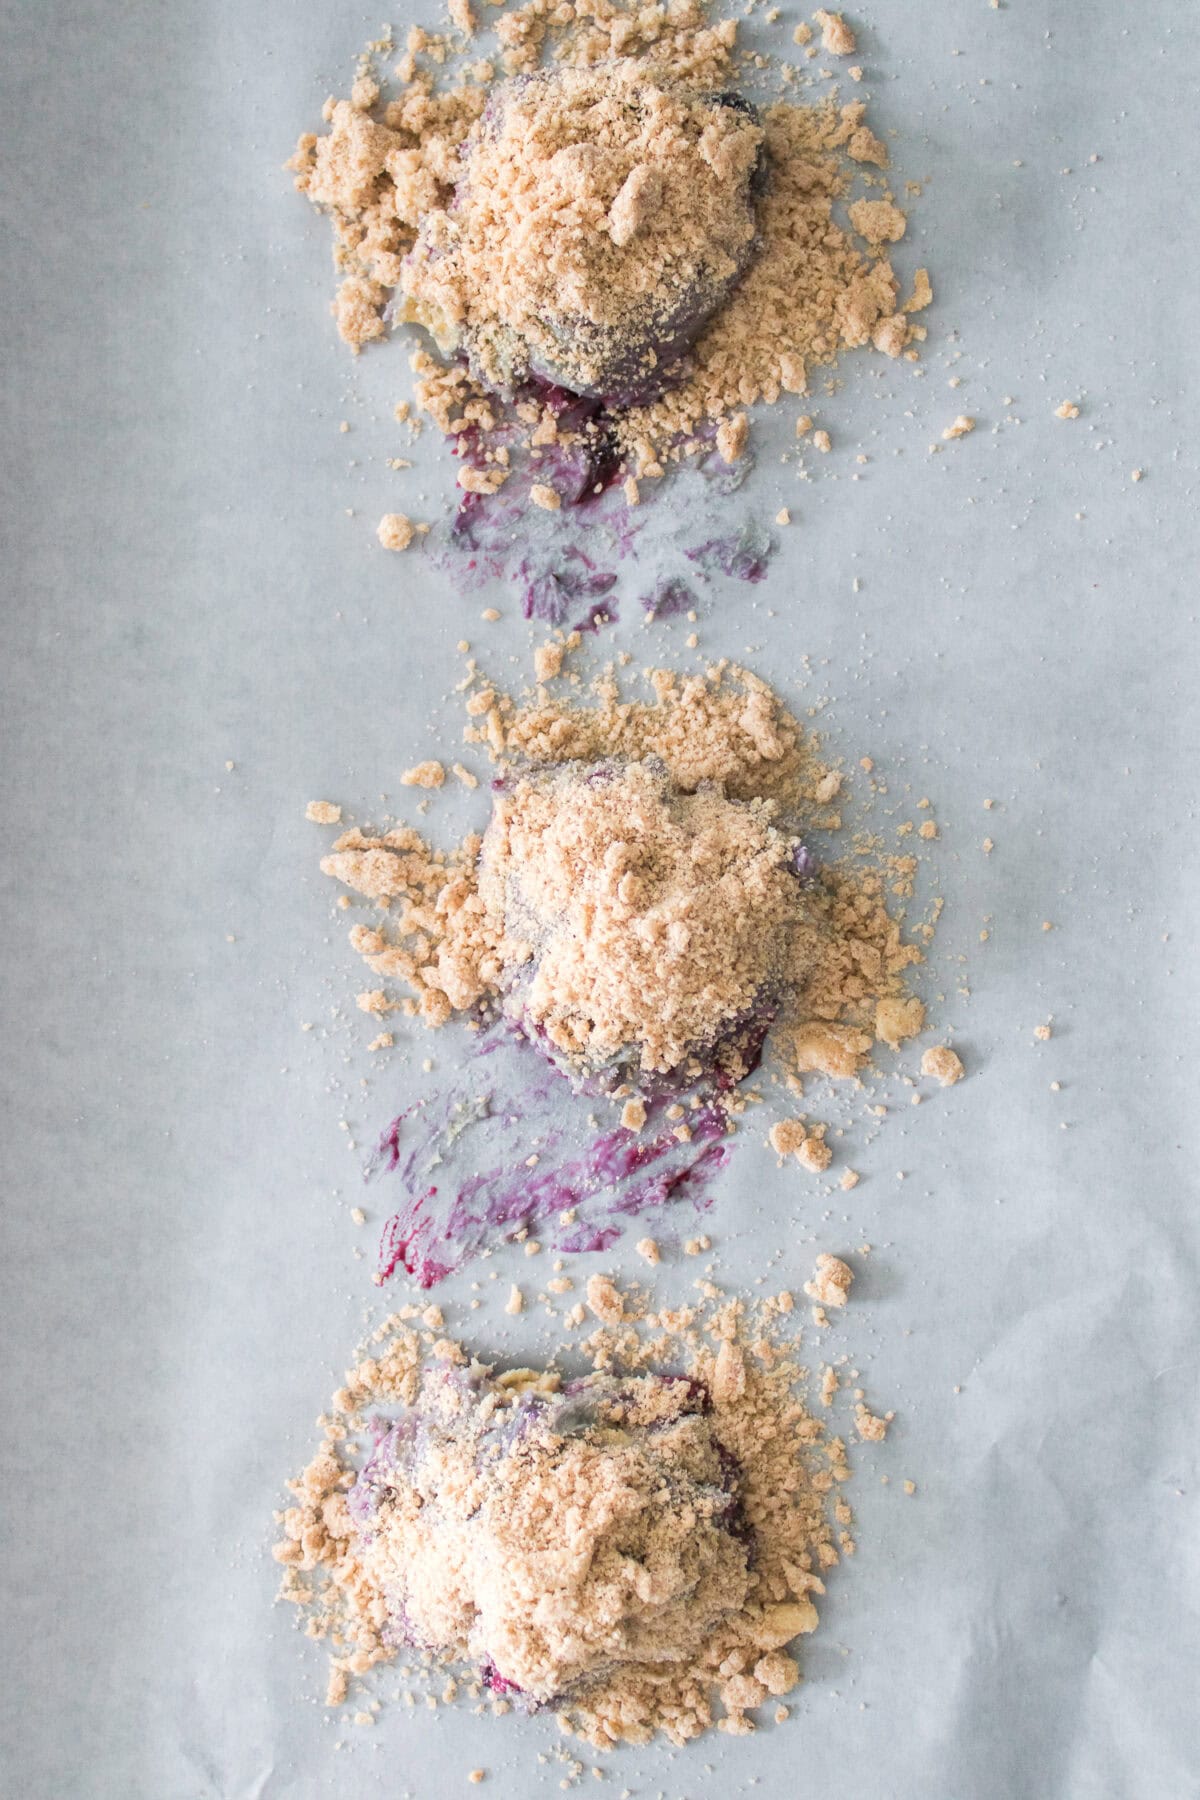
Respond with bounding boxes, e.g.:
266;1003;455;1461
479;758;809;1077
397;62;765;403
349;1365;752;1703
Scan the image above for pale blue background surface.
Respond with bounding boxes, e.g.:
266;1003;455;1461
1;2;1197;1796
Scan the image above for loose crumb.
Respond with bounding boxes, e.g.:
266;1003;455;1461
813;9;856;55
796;1134;832;1172
874;995;925;1049
903;268;933;313
585;1273;625;1323
289;15;924;486
400;760;446;788
306;800;342;824
847;198;906;246
715;411;749;464
942;415;975;440
1054;400;1080;420
458;465;508;496
377;512;416;551
275;1291;851;1749
769;1119;808;1157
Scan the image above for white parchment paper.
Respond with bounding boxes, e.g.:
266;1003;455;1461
1;2;1197;1796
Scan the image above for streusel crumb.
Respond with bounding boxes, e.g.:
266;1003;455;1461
377;512;416;551
400;760;446;789
318;655;930;1102
921;1044;964;1085
803;1253;853;1308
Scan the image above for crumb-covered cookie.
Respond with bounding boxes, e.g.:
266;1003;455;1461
275;1293;854;1744
397;64;765;407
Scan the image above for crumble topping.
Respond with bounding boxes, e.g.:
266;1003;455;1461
287;1;925;478
317;654;928;1093
274;1289;856;1747
479;758;807;1075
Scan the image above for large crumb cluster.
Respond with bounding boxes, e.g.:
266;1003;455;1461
274;1286;854;1746
317;652;924;1090
288;1;929;478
